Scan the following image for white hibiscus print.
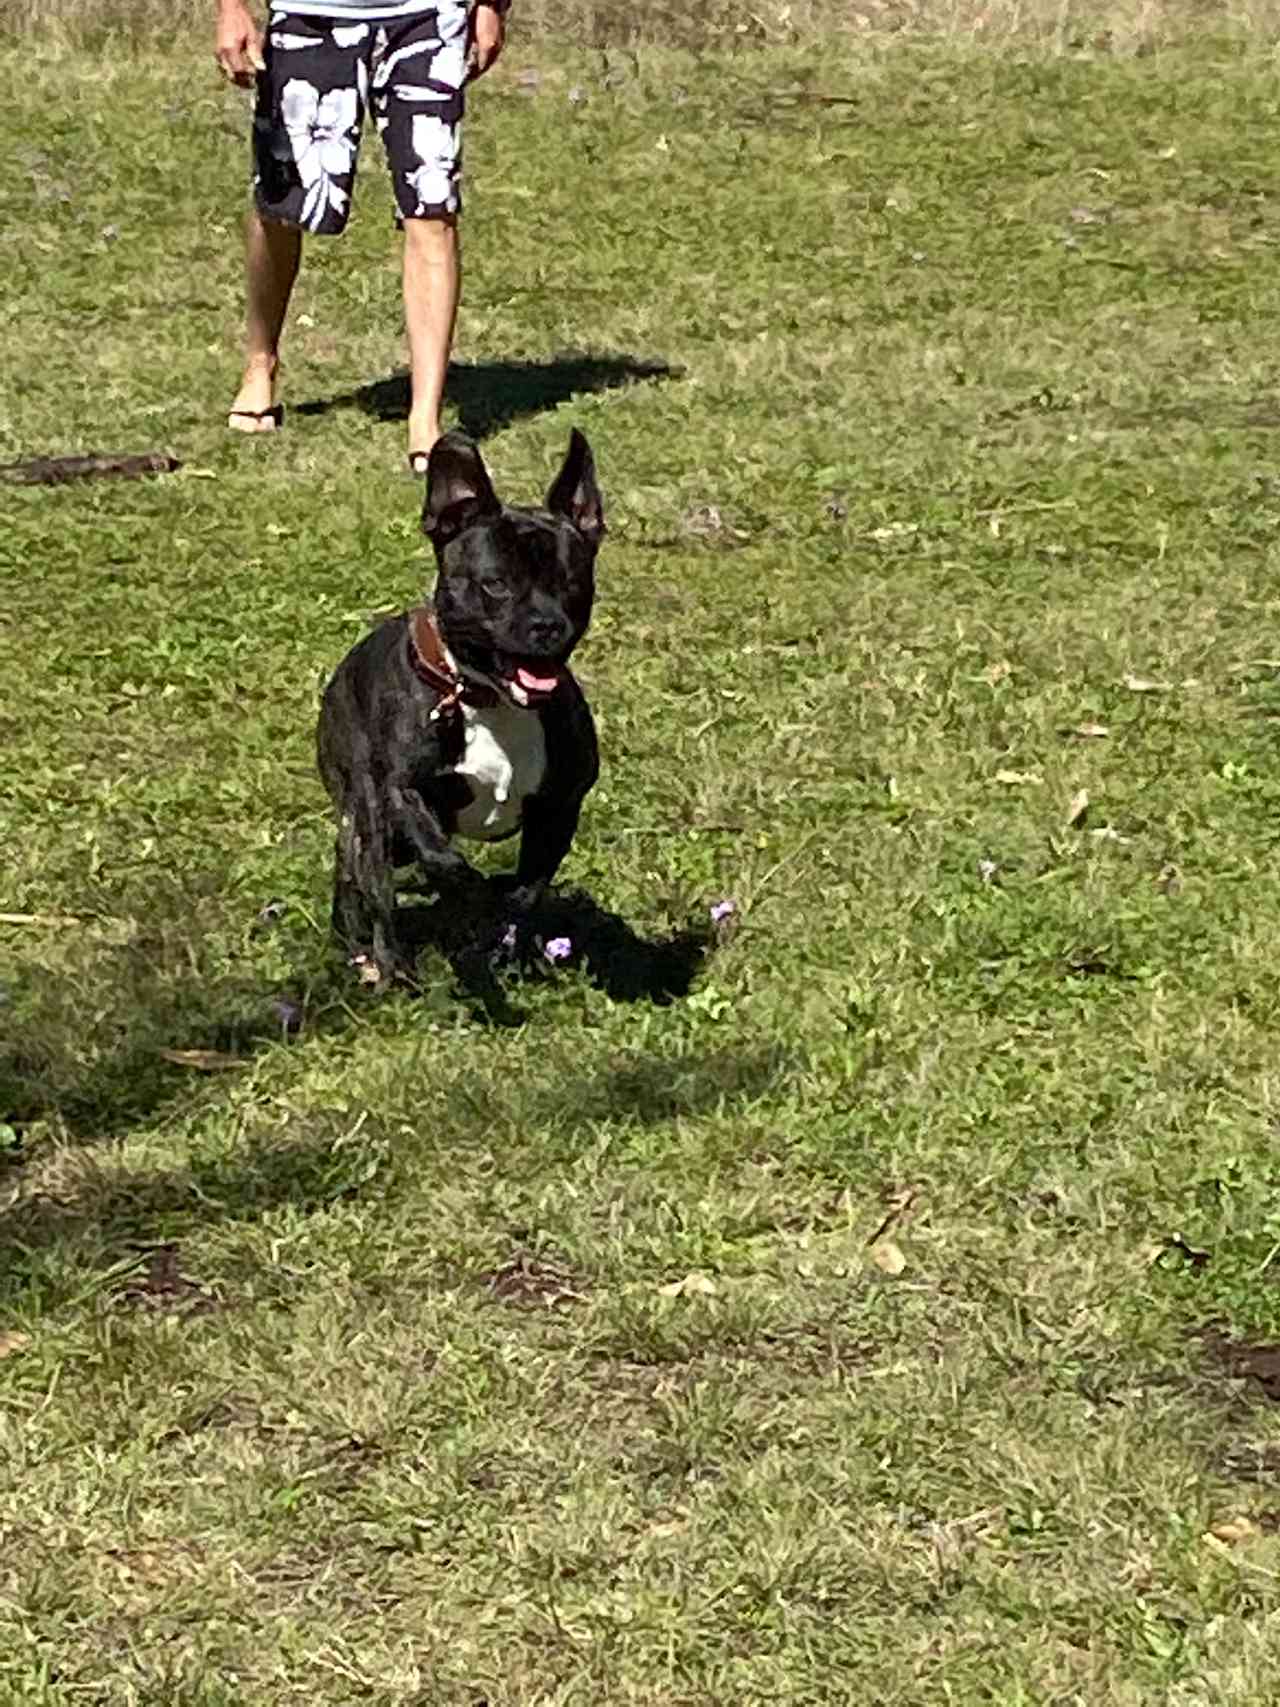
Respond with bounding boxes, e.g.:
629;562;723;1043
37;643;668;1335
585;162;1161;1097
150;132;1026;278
280;78;359;231
430;32;466;92
372;37;434;93
405;112;457;214
331;22;369;46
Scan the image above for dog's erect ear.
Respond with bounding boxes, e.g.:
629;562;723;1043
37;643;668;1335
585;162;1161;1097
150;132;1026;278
546;429;605;546
422;432;501;545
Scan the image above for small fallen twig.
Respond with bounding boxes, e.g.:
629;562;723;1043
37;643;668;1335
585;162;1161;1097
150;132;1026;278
0;911;83;927
159;1049;250;1073
0;451;181;486
866;1188;920;1249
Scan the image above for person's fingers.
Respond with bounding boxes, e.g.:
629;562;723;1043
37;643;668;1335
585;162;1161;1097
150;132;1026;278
465;12;503;80
471;40;501;78
216;30;260;86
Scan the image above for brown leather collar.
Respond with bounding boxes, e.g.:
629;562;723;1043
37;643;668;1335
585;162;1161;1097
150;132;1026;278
407;606;498;719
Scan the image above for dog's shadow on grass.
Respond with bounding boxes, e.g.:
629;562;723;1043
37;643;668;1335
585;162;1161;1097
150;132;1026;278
0;884;713;1150
398;883;711;1026
294;351;680;440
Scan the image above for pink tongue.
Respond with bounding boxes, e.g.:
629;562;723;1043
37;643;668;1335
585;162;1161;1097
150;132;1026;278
515;665;560;694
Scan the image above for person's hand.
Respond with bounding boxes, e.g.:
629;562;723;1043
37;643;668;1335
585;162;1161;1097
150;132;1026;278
216;0;265;88
468;2;506;81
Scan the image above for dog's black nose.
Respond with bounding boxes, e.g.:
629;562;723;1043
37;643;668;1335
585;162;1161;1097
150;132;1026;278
525;614;570;655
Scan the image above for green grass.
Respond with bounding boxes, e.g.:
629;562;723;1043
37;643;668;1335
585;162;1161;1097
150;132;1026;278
9;25;1280;1704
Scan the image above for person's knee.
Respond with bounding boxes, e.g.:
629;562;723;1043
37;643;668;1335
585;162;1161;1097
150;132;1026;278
404;214;459;254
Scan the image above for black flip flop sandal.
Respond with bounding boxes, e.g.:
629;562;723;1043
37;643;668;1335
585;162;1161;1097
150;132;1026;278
227;405;284;433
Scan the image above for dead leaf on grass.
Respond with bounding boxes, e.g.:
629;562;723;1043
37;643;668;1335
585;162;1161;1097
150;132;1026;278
1122;674;1171;693
159;1049;249;1072
995;769;1042;786
985;660;1012;685
104;1541;205;1585
0;1330;31;1360
1063;722;1109;739
1064;787;1090;829
1206;1516;1259;1547
869;1240;907;1276
682;504;751;545
658;1271;718;1298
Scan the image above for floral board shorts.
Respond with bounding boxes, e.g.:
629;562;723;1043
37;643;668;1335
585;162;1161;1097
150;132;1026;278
252;5;468;236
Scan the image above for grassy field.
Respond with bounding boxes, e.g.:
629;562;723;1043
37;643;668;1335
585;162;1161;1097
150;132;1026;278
9;15;1280;1703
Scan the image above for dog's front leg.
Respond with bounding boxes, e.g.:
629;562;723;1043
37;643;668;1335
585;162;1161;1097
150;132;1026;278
506;792;586;916
395;784;519;1006
393;784;485;900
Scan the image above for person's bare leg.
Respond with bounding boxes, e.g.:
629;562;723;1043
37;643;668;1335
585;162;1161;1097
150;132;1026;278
229;208;302;432
403;214;459;468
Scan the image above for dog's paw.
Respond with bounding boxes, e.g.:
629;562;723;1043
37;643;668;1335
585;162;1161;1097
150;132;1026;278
348;950;419;992
349;952;385;988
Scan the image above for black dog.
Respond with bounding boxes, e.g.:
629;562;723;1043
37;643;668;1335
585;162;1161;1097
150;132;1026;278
316;429;605;989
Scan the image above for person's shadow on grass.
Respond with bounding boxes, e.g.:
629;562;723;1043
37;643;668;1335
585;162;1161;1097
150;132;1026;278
294;350;680;440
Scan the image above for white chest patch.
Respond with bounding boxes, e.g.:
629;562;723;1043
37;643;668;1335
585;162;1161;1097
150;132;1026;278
452;697;548;842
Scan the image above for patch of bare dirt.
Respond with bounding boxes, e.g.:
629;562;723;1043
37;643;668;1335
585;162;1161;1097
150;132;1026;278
117;1244;223;1317
478;1252;587;1309
1201;1325;1280;1401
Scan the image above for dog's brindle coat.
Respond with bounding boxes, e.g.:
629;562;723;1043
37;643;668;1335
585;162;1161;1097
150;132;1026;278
316;429;605;984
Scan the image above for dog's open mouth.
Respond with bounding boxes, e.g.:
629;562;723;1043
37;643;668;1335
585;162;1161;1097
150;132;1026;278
503;661;563;706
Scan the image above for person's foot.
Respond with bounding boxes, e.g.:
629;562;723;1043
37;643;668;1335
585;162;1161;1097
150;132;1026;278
407;410;441;474
228;355;281;434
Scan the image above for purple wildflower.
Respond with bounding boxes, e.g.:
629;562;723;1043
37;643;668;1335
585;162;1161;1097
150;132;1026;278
709;899;736;925
271;997;303;1036
501;924;518;951
543;936;573;964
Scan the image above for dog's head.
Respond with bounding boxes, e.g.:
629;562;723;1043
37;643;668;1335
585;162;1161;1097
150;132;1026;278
421;430;604;708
